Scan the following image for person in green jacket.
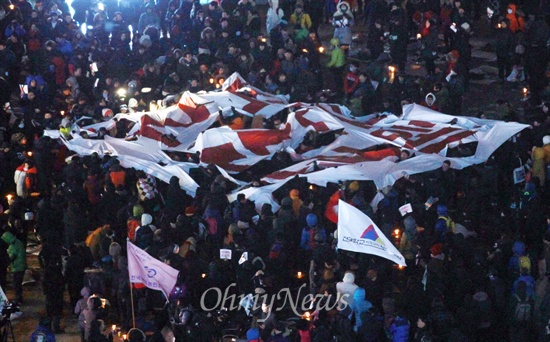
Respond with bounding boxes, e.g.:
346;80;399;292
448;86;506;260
2;231;26;303
326;38;346;98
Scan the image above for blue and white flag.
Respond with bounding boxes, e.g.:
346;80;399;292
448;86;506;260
337;200;406;266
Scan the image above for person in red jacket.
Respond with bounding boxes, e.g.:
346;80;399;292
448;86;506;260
506;4;525;33
14;159;38;198
344;62;360;102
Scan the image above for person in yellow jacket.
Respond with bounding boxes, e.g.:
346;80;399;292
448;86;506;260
532;143;546;186
326;38;345;96
290;4;312;30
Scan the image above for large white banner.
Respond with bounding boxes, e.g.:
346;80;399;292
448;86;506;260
337;200;406;266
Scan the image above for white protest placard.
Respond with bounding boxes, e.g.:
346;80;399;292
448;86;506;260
238;252;248;265
398;203;413;216
220;249;232;260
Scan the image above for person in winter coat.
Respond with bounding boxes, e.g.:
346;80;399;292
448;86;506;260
494;19;514;81
30;317;56;342
1;231;26;303
138;3;161;34
13;159;38;198
509;280;534;342
136;171;159;213
400;216;419;265
508;240;530;279
300;213;327;252
64;201;90;248
41;242;65;333
389;311;411;342
332;2;354;47
505;4;524;33
326;38;345;96
75;286;91;337
336;271;359;307
420;19;439;77
83;296;103;341
350;287;373;332
164;176;189;223
434;204;454;242
388;12;408;71
266;0;284;33
135;213;156;250
0;238;9;290
290;4;312;30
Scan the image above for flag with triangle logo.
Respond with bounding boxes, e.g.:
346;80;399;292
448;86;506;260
337;200;406;266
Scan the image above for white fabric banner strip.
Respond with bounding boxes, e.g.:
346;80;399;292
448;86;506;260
127;240;179;299
337;200;406;266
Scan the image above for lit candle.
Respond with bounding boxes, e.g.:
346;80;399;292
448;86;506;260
393;229;400;237
202;273;206;278
398;265;405;270
303;311;311;320
112;324;116;331
209;78;214;84
123;334;127;341
497;23;501;28
261;38;267;43
388;66;396;83
522;87;528;98
60;110;65;116
27;151;33;157
318;46;325;54
6;194;13;200
297;271;303;278
416;33;421;39
9;4;14;10
309;185;314;190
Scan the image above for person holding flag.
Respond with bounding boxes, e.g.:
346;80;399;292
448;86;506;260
336;200;407;267
126;240;180;327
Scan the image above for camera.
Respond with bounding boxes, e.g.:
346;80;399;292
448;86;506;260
1;302;20;317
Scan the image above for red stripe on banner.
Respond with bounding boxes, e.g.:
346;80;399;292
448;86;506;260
228;92;270;114
264;166;310;180
419;130;476;153
294;109;331;131
227;78;248;92
407;120;436;128
201;141;249;170
332;147;400;160
138;116;182;147
177;103;211;123
236;124;291;156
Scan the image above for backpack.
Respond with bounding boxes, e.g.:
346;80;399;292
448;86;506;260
513;294;532;321
204;217;218;236
84;269;106;295
197;221;207;241
518;255;531;274
269;241;283;260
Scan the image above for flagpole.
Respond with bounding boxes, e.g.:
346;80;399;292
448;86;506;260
130;283;136;329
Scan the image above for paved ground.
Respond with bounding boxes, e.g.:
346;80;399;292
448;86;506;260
4;243;82;341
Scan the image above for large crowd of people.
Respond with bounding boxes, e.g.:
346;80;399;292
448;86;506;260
0;0;550;341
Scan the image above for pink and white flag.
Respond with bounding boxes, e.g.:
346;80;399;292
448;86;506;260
127;240;179;299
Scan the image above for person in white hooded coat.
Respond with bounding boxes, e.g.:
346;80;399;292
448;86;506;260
336;271;359;308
